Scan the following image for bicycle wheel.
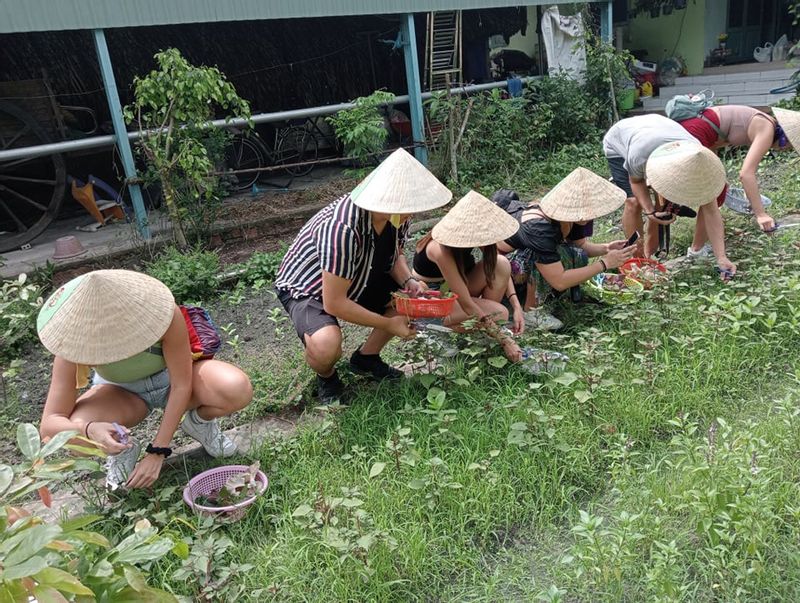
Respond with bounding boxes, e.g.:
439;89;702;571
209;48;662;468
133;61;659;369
276;127;318;177
224;134;266;192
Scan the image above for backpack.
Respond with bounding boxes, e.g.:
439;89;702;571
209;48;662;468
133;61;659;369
180;305;222;360
664;89;726;141
491;189;527;216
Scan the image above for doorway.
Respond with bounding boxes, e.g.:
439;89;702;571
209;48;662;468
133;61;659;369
726;0;781;63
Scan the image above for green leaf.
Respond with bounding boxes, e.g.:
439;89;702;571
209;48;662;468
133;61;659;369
89;560;114;578
114;538;174;565
40;430;79;458
426;388;446;408
417;374;437;389
574;390;593;404
171;538;190;560
408;478;427;490
32;585;69;603
71;530;111;548
17;423;41;460
292;504;313;517
1;555;48;580
124;566;148;592
34;567;93;595
369;462;386;479
0;465;13;496
60;514;103;532
0;524;61;566
552;372;578;386
487;356;508;368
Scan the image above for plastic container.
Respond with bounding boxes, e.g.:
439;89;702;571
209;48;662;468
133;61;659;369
52;235;87;260
723;187;772;215
619;88;635;110
183;465;268;519
392;292;459;319
583;273;645;304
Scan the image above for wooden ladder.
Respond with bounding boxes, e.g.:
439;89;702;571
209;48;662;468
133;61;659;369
424;10;463;92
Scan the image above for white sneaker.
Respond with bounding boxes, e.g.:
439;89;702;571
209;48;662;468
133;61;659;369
686;243;713;259
181;409;237;458
105;439;141;491
523;308;563;331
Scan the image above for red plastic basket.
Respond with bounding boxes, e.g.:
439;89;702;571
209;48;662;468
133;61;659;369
620;258;667;275
392;292;459;318
619;258;667;290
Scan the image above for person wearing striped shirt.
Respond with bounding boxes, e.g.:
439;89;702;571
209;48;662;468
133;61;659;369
275;149;452;404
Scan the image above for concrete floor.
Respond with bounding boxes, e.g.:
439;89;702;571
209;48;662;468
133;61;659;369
0;166;343;278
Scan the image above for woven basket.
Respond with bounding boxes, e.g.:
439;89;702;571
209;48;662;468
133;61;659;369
392;292;459;318
584;273;645;304
724;188;772;215
183;465;268;518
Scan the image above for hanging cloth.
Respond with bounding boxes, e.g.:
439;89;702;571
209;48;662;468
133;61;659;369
540;6;586;83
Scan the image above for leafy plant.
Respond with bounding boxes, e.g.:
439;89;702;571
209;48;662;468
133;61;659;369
0;273;43;362
126;48;251;247
239;246;288;290
0;424;177;601
145;246;220;303
327;90;395;166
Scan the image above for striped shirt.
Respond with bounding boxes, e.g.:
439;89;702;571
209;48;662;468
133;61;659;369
275;194;410;300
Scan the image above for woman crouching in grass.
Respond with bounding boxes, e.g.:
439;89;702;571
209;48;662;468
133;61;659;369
412;190;524;362
37;269;253;490
494;167;635;330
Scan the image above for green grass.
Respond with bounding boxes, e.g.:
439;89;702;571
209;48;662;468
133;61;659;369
82;154;800;602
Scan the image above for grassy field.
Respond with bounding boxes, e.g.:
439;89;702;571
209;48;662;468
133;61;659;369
74;153;800;602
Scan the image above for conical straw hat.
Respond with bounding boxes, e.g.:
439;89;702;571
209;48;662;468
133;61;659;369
37;270;175;365
432;190;519;248
350;148;452;213
538;167;627;222
646;141;726;209
773;107;800;152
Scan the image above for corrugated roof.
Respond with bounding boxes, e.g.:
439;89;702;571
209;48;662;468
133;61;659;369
0;0;566;34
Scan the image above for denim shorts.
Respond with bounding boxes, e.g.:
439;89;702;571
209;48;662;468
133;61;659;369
92;369;171;411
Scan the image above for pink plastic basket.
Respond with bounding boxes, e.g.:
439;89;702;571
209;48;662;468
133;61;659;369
183;465;268;517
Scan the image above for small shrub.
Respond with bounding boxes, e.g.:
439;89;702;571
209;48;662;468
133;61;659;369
0;424;177;601
240;245;288;290
146;246;220;303
327;90;395;165
0;273;44;361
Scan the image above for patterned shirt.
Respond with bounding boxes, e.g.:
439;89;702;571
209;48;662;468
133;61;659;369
275;194;410;300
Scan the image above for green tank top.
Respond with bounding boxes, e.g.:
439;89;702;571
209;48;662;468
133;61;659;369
94;344;166;383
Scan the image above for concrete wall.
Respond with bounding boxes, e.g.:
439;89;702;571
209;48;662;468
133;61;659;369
626;0;706;75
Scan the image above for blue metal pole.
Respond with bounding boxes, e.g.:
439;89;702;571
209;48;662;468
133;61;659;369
600;1;613;44
400;13;428;165
92;29;150;239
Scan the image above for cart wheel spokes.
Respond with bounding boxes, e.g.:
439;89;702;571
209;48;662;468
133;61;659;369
0;101;66;253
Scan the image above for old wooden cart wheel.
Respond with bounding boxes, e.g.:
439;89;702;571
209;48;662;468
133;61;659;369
0;101;66;253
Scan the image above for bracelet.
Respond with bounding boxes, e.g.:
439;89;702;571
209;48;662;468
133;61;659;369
401;276;416;287
145;443;173;458
508;293;518;299
599;259;608;271
84;421;95;439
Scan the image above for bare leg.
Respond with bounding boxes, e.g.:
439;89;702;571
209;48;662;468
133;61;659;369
622;197;645;256
304;325;342;377
643;220;659;258
188;359;253;420
691;209;708;251
360;307;399;355
523;280;537;311
70;385;150;428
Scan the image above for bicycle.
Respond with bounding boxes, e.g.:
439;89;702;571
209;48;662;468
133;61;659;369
224;122;319;192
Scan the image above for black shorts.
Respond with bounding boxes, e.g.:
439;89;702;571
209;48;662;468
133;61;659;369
607;156;634;198
277;289;339;344
276;276;398;344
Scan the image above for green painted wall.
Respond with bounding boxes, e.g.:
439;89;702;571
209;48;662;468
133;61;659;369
627;0;706;75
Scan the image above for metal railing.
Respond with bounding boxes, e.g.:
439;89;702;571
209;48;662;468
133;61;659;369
0;76;539;162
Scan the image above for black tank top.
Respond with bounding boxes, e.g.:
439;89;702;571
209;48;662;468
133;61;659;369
413;243;476;279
